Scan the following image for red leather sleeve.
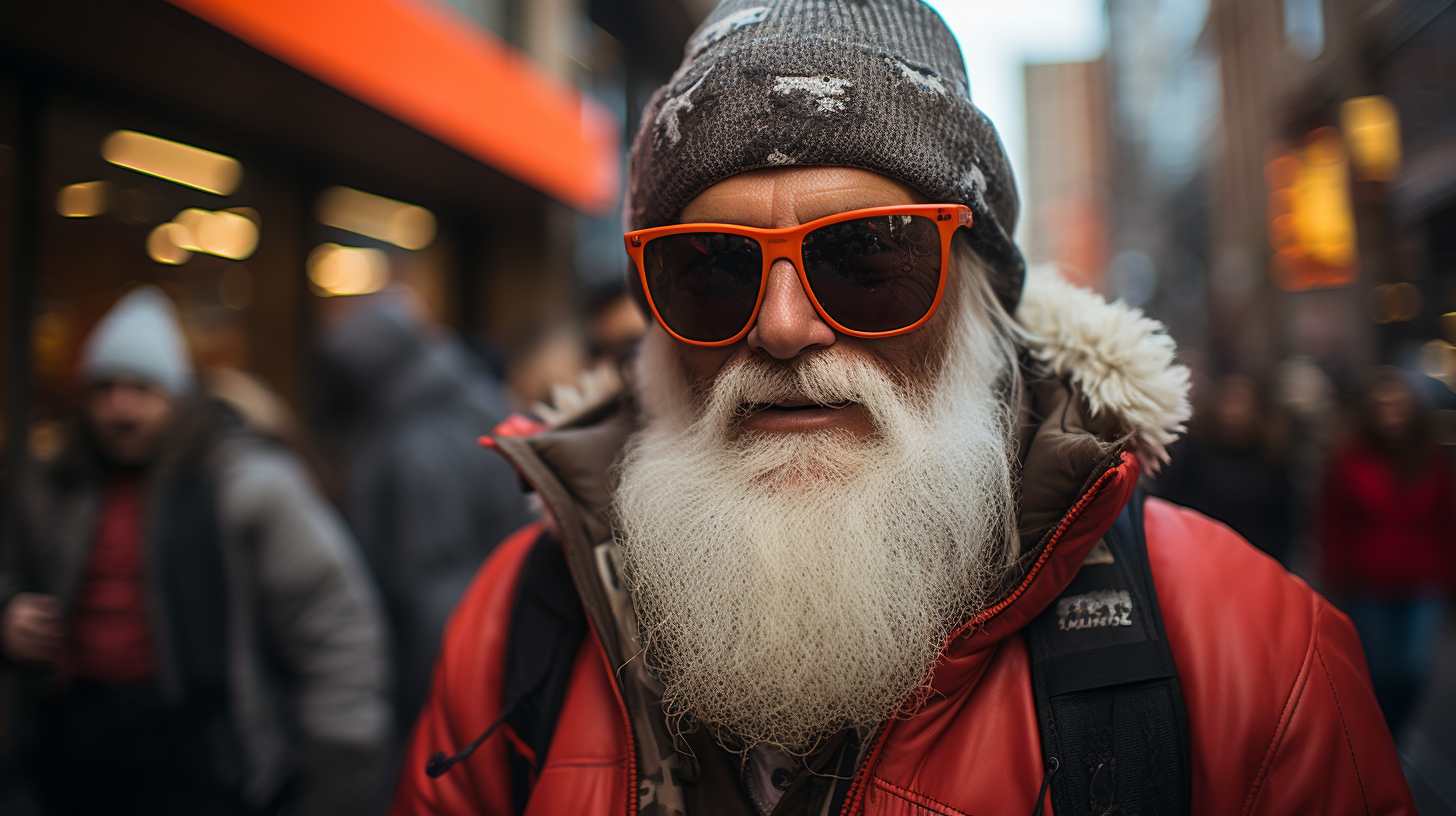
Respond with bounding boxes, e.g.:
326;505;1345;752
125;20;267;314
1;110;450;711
1142;499;1415;815
1246;599;1416;815
390;522;546;816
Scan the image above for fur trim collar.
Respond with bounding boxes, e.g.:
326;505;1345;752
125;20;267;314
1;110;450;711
1014;266;1191;471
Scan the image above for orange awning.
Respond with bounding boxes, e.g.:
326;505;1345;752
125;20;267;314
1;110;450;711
167;0;620;214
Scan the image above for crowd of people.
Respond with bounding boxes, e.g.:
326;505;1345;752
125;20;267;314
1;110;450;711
0;278;646;814
1151;364;1456;742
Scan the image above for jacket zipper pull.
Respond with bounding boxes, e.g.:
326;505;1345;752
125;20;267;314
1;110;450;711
1030;755;1059;816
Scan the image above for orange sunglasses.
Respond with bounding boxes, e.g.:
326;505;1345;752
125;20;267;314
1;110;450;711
624;203;972;346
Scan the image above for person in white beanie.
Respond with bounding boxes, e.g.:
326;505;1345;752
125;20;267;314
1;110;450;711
0;286;390;816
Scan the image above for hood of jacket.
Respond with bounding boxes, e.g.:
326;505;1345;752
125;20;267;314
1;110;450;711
489;267;1191;673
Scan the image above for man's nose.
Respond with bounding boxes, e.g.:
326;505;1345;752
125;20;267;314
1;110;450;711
746;259;836;359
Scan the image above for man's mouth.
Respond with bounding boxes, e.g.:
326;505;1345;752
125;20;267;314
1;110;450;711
736;397;871;435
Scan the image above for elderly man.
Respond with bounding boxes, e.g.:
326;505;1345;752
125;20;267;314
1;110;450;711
393;2;1414;814
1;287;389;815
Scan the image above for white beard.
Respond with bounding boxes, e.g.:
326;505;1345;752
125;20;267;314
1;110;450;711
613;282;1021;753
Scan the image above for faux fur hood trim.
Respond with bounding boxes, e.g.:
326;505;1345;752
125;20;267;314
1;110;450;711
1014;266;1191;472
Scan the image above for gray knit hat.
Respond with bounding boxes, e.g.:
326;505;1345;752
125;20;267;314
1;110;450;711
626;0;1025;310
80;285;194;396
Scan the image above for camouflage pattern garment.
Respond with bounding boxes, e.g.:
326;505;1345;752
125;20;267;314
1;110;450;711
594;541;692;816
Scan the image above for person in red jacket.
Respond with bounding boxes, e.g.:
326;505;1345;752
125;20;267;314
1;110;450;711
1319;368;1456;738
393;1;1414;813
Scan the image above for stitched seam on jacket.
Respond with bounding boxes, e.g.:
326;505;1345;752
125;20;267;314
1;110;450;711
1241;596;1319;815
1316;640;1370;815
871;776;972;816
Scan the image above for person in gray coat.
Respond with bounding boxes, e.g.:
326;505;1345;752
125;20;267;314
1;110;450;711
0;286;389;816
316;298;532;744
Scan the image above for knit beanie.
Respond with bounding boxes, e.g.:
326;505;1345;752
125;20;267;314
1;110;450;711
80;285;194;396
625;0;1026;310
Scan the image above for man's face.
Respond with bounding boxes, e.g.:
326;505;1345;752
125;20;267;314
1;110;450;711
1370;380;1414;445
667;166;960;437
84;380;175;466
616;165;1017;752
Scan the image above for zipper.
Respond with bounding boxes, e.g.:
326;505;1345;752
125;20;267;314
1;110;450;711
952;451;1127;639
837;452;1128;815
592;625;639;816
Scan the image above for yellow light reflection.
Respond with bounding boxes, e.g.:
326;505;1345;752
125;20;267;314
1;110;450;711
1266;129;1359;290
317;186;436;250
171;208;259;260
1293;130;1356;267
56;181;112;217
1443;311;1456;344
1340;95;1401;182
1420;340;1456;387
308;243;390;296
147;222;194;265
102;130;242;195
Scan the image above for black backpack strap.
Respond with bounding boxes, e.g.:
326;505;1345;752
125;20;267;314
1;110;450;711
422;529;587;816
502;529;588;814
1026;491;1192;816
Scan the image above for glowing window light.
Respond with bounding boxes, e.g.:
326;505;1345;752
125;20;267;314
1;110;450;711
1266;128;1358;291
102;130;242;195
171;208;259;260
56;181;112;217
308;243;390;296
317;186;436;250
1341;96;1401;182
147;222;194;265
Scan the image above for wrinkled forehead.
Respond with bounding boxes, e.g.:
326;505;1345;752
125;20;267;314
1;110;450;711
678;167;930;228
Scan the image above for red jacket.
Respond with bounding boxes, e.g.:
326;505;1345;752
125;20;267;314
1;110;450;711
394;450;1414;815
1319;442;1456;596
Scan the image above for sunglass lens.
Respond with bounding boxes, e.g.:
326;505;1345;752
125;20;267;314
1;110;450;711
802;215;943;333
642;232;764;343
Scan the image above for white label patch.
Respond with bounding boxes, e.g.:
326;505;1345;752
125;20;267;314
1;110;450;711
1056;590;1134;630
772;76;852;112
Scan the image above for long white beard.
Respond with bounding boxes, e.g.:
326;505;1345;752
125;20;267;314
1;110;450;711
614;286;1020;753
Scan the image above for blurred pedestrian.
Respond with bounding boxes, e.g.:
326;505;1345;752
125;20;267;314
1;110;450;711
500;321;589;416
0;286;389;816
585;279;648;370
316;294;532;746
1152;373;1295;564
1318;367;1456;738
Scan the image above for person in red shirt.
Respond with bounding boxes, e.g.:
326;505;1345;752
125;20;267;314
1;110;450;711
1;286;389;816
1319;367;1456;738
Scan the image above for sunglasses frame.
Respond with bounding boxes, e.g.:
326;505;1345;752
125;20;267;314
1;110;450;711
624;203;973;347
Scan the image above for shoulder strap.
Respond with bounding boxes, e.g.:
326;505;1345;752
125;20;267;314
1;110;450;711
501;529;588;814
1025;491;1192;816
